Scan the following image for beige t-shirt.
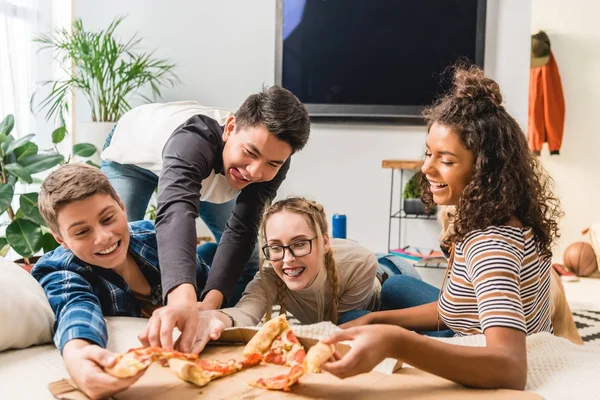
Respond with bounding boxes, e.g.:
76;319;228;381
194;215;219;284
222;239;381;326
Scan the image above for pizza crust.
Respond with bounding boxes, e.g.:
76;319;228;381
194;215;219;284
243;314;289;357
168;358;212;387
304;341;336;373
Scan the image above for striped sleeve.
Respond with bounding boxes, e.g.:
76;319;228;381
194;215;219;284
463;233;527;333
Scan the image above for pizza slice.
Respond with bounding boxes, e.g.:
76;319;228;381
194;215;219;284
104;347;164;378
263;327;306;367
105;347;198;378
249;364;306;392
243;314;289;357
169;353;263;388
303;341;336;373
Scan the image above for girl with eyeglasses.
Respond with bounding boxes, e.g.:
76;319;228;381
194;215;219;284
181;197;384;353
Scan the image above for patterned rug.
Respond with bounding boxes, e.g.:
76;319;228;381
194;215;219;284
572;309;600;345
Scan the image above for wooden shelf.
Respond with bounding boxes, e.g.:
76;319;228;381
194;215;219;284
381;159;423;170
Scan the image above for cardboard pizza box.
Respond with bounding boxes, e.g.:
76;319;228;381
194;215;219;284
48;327;541;400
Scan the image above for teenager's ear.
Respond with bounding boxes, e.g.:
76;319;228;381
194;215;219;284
222;115;236;142
322;232;330;253
51;231;69;250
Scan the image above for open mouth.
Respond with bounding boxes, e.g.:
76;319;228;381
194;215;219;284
282;267;306;278
429;181;448;191
96;240;121;256
230;168;251;184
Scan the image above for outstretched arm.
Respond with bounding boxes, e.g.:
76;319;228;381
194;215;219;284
322;324;527;390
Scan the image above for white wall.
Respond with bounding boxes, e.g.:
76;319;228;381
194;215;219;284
74;0;532;253
532;0;600;261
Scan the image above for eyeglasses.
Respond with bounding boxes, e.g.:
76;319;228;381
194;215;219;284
262;237;317;261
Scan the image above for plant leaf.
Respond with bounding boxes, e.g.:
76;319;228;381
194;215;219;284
73;143;97;157
5;134;35;155
20;193;47;226
14;142;39;161
0;182;15;214
19;153;64;175
85;160;100;169
0;115;14;136
1;134;14;155
4;163;33;184
52;126;67;144
0;236;10;257
42;232;59;253
6;218;44;258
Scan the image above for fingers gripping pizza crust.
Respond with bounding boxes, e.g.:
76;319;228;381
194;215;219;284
304;341;336;373
243;314;289;357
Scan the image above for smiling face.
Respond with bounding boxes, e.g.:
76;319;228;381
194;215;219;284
263;210;330;291
422;122;475;206
53;193;130;271
221;116;293;190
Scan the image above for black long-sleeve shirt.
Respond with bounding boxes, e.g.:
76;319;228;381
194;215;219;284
156;115;290;306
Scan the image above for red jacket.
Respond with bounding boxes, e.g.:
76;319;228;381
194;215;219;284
528;52;565;155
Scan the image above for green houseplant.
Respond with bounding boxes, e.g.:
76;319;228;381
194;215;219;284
30;15;178;151
0;114;97;265
402;171;433;216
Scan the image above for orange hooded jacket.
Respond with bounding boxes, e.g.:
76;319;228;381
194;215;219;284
528;52;565;155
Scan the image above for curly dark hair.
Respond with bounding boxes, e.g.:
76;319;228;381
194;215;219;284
419;65;562;257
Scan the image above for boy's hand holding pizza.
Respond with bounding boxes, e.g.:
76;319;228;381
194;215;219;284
183;310;230;354
62;339;144;400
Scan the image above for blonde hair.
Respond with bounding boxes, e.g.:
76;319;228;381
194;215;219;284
39;163;120;233
259;197;340;323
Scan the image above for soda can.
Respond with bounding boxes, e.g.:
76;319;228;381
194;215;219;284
332;214;347;239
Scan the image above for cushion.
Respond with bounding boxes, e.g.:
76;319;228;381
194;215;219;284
0;257;55;351
0;317;148;400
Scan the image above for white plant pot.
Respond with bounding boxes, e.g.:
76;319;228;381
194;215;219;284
76;121;115;164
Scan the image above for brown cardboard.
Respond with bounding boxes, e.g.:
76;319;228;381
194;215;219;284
48;328;542;400
216;327;352;356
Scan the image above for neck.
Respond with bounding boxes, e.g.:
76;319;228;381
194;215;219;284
300;264;327;292
112;252;134;277
113;253;151;296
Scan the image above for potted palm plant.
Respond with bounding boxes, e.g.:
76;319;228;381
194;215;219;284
0;114;97;270
31;16;178;156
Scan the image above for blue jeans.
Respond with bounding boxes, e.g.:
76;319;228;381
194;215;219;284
100;132;258;305
338;310;371;325
381;275;454;337
337;256;423;325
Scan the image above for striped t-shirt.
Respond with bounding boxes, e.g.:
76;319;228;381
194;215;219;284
438;226;553;336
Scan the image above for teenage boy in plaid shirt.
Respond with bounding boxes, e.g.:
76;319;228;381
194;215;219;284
32;163;208;399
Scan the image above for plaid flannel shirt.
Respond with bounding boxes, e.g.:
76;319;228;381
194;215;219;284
31;220;207;353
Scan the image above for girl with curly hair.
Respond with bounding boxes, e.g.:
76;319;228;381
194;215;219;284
321;65;562;390
179;197;384;353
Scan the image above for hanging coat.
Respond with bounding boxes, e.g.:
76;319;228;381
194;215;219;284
528;52;565;155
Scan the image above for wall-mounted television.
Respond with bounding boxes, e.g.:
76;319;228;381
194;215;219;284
275;0;487;119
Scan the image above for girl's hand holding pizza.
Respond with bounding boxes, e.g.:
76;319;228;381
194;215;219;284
320;325;403;379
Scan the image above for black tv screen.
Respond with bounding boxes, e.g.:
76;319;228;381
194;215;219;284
275;0;487;119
